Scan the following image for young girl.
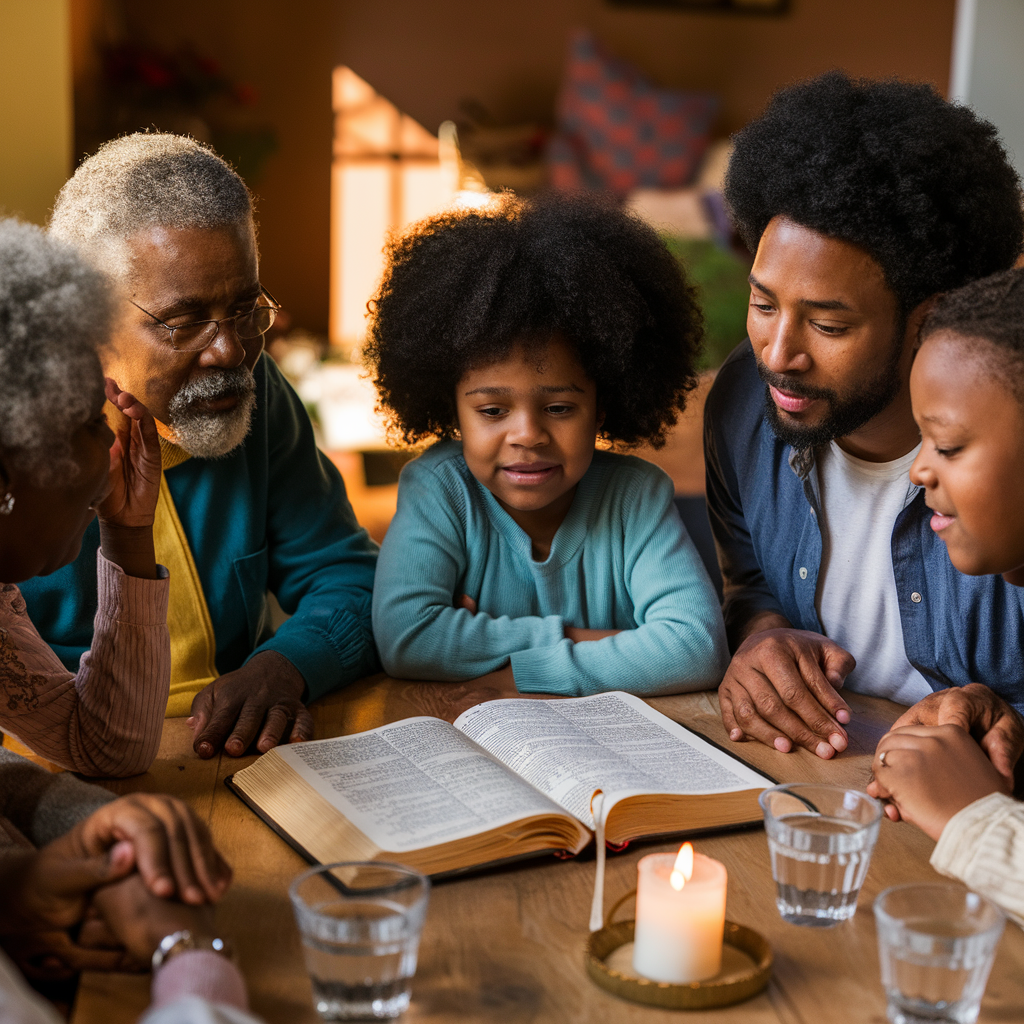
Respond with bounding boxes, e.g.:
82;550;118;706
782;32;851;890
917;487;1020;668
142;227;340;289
868;267;1024;924
367;194;727;696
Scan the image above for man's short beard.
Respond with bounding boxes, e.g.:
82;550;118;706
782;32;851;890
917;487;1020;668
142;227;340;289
757;337;905;451
167;367;256;459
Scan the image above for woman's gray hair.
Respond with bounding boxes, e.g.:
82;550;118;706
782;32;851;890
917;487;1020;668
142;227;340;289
50;133;255;280
0;219;112;488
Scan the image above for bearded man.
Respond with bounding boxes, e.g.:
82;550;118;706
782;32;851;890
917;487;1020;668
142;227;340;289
21;133;378;759
705;73;1024;779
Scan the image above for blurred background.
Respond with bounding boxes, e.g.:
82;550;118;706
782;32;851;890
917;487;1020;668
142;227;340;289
2;0;1021;556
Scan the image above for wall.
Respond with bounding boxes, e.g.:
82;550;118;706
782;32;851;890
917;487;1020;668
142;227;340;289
0;0;72;225
72;0;342;335
951;0;1024;180
71;0;957;332
342;0;958;139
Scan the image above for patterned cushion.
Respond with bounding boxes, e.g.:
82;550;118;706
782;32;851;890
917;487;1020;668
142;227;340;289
549;30;718;193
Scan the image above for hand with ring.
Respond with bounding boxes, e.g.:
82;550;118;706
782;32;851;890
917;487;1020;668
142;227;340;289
867;725;1007;839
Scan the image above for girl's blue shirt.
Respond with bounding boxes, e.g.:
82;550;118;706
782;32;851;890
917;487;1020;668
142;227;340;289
372;440;728;695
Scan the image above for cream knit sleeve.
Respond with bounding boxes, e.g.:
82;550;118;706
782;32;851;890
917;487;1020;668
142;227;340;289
930;792;1024;927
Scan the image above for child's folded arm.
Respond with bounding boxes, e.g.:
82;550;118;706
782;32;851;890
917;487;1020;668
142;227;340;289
372;462;568;680
511;467;729;697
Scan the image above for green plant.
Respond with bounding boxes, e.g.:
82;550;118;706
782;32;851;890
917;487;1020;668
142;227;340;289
664;237;750;370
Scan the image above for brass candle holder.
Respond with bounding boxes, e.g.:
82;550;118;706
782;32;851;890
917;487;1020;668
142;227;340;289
585;891;773;1010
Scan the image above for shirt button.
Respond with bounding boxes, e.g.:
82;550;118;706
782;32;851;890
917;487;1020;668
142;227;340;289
799;567;808;580
911;592;923;603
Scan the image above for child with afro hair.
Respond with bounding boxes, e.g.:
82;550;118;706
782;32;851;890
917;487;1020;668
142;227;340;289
366;193;728;696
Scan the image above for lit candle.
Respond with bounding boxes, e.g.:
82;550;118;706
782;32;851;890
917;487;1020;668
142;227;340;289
632;843;727;983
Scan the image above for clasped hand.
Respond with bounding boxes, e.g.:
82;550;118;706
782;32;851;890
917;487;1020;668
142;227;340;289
867;723;1010;839
0;794;230;976
868;683;1024;827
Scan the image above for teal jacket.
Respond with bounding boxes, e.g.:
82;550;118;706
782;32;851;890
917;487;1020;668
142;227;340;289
21;356;379;702
373;441;728;695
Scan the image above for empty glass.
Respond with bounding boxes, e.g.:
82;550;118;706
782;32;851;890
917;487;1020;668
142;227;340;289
289;862;430;1021
874;884;1005;1024
759;783;882;926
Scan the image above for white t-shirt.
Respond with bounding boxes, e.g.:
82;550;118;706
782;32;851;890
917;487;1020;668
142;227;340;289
814;441;933;705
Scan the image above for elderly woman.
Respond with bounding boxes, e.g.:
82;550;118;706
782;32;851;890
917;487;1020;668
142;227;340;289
0;218;253;1013
0;218;169;778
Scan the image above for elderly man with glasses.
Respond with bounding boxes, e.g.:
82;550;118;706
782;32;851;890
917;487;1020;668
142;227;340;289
20;133;379;760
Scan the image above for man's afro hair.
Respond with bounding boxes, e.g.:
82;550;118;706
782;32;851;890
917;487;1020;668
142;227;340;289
365;192;704;448
725;71;1024;313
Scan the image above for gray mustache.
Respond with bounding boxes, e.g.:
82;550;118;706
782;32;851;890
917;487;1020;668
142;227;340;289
173;368;256;408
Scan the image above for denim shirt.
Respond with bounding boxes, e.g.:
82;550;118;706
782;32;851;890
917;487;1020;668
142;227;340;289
704;341;1024;713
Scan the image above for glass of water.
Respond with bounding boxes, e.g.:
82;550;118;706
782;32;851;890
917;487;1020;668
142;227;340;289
759;783;882;926
289;861;430;1021
874;884;1005;1024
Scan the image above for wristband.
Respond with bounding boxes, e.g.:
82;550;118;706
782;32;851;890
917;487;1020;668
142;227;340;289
151;929;235;972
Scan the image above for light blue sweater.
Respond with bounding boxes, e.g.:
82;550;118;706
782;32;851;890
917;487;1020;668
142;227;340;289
372;441;728;696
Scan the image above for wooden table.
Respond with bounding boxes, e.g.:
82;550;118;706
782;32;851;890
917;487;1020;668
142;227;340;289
72;680;1024;1023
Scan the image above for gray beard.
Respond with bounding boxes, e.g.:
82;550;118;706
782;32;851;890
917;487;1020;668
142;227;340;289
167;367;256;459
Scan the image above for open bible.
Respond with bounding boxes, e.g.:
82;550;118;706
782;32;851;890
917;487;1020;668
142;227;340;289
226;691;773;877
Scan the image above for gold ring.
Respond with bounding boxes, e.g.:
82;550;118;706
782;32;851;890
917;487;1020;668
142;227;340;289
878;750;887;767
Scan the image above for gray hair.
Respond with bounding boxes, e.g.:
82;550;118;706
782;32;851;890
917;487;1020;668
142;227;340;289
0;219;112;487
50;133;255;280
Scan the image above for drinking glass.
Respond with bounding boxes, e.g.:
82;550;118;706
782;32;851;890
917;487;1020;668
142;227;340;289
874;884;1005;1024
759;783;882;926
289;861;430;1021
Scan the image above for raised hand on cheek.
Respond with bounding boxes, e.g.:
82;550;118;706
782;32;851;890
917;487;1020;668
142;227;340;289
98;377;162;531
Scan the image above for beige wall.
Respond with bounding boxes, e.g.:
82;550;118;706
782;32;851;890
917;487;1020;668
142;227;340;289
71;0;957;333
343;0;957;140
0;0;72;225
74;0;342;336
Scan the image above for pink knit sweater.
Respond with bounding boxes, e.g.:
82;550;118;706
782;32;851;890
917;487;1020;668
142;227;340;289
0;550;170;778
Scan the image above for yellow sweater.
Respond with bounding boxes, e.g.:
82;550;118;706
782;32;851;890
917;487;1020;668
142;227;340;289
156;439;219;717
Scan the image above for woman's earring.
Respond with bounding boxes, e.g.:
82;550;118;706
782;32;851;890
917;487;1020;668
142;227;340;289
0;492;14;515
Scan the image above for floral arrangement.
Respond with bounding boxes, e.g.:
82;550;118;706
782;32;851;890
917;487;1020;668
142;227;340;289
99;43;277;183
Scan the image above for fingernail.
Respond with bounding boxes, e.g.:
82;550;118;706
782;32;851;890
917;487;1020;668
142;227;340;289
729;729;743;741
109;839;134;867
836;709;851;724
154;876;173;896
187;716;195;726
198;743;213;758
816;742;835;759
774;737;792;753
830;732;847;752
185;886;204;904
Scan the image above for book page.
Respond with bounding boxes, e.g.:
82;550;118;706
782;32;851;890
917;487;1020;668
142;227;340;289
272;717;573;853
455;692;771;828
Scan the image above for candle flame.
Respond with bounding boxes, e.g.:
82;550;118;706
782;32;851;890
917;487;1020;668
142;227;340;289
669;842;694;891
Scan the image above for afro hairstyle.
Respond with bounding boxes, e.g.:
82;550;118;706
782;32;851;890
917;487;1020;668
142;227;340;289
920;267;1024;404
725;71;1024;315
364;192;704;449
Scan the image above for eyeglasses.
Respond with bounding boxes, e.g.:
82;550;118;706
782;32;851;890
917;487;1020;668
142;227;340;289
130;286;282;353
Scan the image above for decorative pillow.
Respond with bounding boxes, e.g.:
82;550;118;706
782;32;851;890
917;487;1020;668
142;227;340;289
549;30;719;194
